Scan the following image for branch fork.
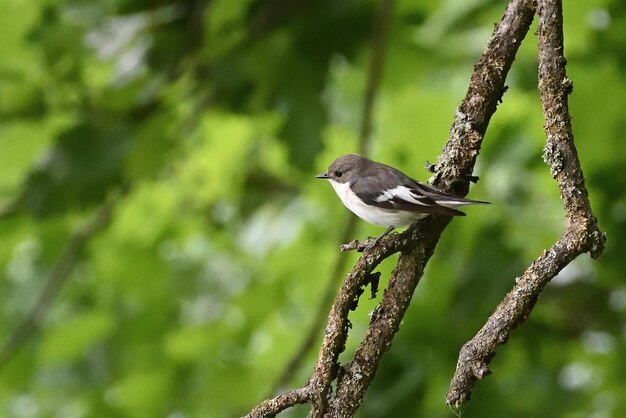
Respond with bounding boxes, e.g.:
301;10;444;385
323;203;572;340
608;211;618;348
246;0;605;416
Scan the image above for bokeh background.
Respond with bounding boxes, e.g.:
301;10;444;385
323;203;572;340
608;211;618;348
1;0;625;417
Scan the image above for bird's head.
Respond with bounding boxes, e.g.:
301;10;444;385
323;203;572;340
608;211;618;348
315;154;366;184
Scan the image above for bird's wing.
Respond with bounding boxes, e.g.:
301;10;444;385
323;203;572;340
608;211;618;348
352;169;466;217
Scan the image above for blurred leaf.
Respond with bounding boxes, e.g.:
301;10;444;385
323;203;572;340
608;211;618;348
41;310;115;365
108;369;170;418
21;123;131;216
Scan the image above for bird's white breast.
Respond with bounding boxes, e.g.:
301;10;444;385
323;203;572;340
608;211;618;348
328;180;425;227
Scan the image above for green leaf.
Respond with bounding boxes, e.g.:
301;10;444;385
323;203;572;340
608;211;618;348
40;310;115;365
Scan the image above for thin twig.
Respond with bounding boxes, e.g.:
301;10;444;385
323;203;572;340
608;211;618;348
445;0;605;407
0;188;127;369
245;386;310;418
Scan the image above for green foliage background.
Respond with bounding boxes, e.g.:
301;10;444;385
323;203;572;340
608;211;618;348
1;0;625;417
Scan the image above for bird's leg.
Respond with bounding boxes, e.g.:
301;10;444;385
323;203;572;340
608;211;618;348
365;226;395;250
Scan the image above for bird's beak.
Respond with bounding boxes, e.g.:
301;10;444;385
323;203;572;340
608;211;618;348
315;173;330;179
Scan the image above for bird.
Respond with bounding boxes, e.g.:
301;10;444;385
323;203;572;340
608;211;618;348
316;154;489;249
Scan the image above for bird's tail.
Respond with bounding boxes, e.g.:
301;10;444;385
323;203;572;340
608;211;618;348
435;196;490;208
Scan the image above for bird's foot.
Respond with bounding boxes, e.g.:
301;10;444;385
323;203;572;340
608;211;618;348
341;227;396;252
363;226;396;251
364;238;382;251
340;239;379;252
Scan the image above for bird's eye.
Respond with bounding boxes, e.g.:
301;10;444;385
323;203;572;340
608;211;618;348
334;170;343;177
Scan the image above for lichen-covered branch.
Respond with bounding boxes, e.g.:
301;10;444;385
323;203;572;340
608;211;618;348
245;0;536;416
245;387;310;418
430;0;536;192
445;0;605;408
306;232;413;416
327;217;448;418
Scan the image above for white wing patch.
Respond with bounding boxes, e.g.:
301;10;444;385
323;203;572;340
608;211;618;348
327;180;426;227
374;186;429;206
375;186;476;208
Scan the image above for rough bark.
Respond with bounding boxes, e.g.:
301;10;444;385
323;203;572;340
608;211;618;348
445;0;605;408
245;0;605;416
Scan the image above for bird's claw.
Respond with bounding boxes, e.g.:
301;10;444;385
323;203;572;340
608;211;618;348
363;240;378;251
340;240;366;252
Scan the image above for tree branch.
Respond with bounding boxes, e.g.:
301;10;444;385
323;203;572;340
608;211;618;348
246;0;540;415
445;0;605;408
246;387;310;417
327;217;448;417
306;233;414;416
430;0;536;191
0;188;127;370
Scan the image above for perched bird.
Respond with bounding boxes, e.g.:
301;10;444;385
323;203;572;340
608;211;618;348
316;154;489;249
